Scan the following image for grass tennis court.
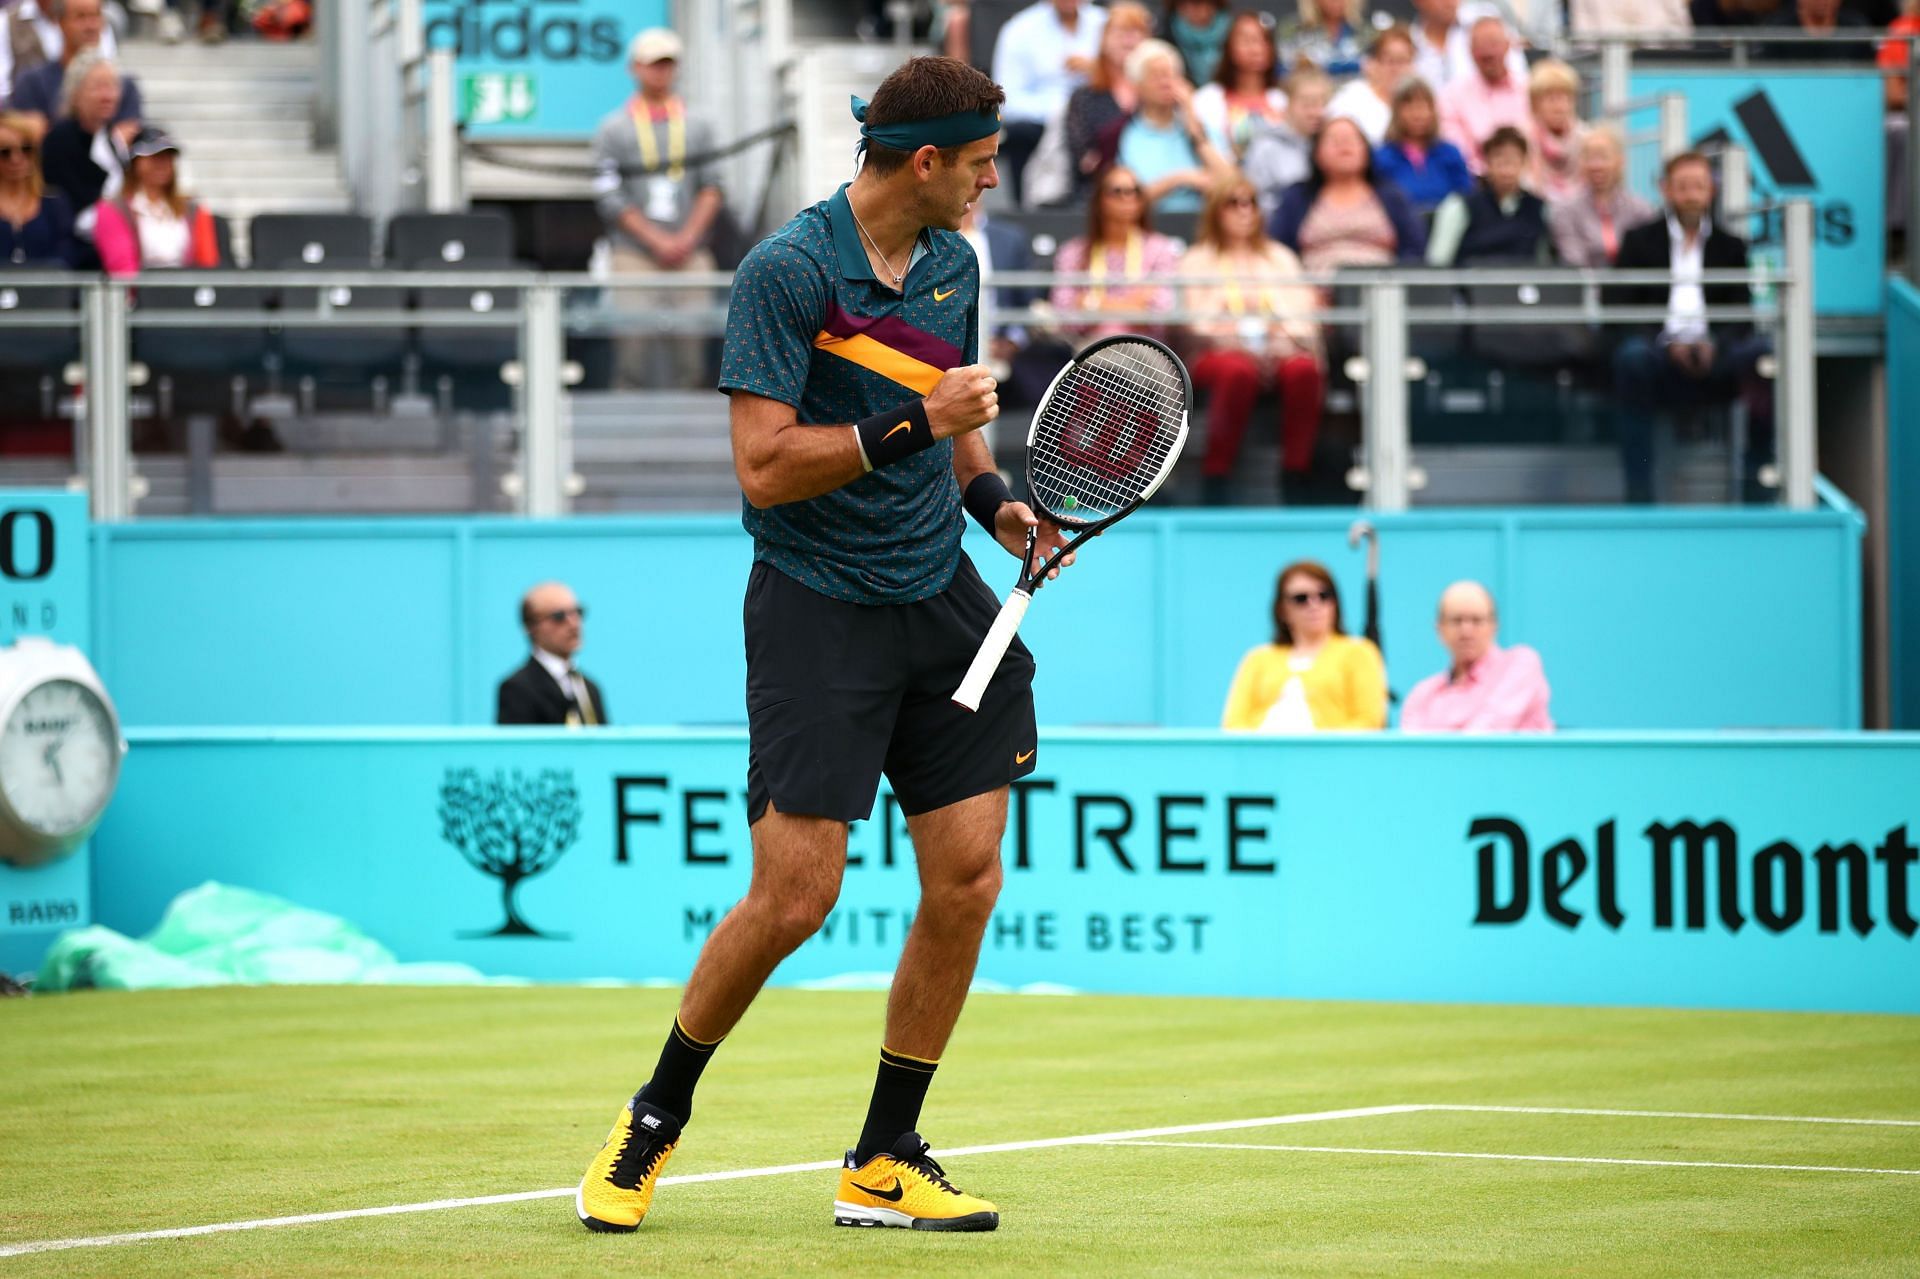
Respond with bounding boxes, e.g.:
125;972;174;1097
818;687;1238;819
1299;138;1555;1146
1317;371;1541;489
4;986;1917;1276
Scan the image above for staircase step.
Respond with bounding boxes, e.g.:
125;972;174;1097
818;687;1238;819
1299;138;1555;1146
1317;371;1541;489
146;101;314;123
165;126;317;150
117;37;318;68
116;33;350;248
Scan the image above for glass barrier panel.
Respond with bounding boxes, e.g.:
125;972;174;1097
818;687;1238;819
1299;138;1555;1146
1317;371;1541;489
123;271;521;516
0;275;84;494
560;274;734;513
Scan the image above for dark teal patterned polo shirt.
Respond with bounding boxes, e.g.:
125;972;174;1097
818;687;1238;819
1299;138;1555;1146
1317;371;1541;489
718;183;981;605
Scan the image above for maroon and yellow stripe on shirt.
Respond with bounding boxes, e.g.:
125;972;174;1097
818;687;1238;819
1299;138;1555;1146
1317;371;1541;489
812;302;963;398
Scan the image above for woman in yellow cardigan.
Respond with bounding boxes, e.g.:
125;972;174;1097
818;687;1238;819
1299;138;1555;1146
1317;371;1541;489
1222;559;1388;730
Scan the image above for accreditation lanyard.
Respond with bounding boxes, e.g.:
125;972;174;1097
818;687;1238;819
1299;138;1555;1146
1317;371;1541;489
1221;250;1280;316
1086;231;1142;310
630;97;686;181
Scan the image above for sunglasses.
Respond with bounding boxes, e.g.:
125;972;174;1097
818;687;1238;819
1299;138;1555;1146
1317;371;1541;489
1287;590;1334;607
540;606;587;624
1103;185;1143;197
1222;195;1258;209
0;143;35;160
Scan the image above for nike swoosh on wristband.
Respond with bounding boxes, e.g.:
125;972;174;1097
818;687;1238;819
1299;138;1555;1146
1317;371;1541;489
883;421;912;441
933;286;957;302
852;1179;905;1202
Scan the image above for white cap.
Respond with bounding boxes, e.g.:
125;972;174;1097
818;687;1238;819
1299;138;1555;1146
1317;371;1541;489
628;27;683;65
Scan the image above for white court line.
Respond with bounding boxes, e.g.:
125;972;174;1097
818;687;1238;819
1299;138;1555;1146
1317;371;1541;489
1103;1139;1920;1178
0;1104;1417;1259
1419;1104;1920;1128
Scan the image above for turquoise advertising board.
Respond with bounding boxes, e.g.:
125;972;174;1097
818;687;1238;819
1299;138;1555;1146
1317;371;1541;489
88;730;1920;1014
1628;70;1884;316
0;491;93;972
424;0;670;138
86;506;1865;734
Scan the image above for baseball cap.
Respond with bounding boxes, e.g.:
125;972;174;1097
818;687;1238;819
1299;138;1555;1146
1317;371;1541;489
628;28;683;65
128;126;181;159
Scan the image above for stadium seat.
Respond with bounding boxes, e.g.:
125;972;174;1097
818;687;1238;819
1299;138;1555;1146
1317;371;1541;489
249;213;375;270
388;212;520;407
0;279;80;373
385;212;515;270
0;279;79;423
132;274;277;416
1013;208;1087;268
276;259;409;382
1406;280;1464;366
1463;279;1596;368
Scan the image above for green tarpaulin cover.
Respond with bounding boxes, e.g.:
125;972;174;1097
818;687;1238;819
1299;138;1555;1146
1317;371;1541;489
36;882;498;991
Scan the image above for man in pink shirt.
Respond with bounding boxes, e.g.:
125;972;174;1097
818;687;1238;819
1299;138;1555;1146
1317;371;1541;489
1438;17;1532;174
1401;580;1554;731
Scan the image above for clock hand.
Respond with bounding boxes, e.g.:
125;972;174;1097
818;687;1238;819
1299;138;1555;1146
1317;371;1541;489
43;739;63;786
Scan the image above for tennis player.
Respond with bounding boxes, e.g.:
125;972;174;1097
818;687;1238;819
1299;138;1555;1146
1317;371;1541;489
578;55;1071;1235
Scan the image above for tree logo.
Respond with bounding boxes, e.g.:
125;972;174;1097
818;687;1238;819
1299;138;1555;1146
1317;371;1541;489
439;767;580;938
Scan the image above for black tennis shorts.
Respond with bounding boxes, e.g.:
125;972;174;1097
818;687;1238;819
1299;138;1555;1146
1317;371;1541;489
744;556;1038;823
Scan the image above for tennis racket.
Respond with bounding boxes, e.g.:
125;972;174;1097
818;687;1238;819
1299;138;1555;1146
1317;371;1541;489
952;334;1192;711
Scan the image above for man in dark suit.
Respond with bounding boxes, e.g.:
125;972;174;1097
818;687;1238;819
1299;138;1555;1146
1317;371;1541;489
1607;151;1773;504
497;581;610;726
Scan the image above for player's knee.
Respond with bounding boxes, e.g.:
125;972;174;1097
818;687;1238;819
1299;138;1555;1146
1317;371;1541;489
929;856;1003;928
766;888;839;948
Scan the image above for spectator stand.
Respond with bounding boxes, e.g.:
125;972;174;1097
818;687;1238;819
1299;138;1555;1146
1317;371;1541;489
984;203;1814;510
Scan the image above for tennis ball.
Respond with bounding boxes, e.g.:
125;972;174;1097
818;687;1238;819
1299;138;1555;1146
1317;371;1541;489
1064;495;1079;510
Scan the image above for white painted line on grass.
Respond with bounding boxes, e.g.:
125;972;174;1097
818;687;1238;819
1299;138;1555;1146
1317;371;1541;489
1102;1139;1920;1177
0;1104;1418;1259
1417;1104;1920;1128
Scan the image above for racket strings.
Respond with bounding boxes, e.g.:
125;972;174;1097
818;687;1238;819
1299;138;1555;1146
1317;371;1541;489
1030;343;1187;523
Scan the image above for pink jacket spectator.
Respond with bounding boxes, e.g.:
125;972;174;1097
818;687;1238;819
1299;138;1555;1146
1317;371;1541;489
1400;643;1554;731
93;197;220;279
1438;73;1532;175
1048;230;1181;343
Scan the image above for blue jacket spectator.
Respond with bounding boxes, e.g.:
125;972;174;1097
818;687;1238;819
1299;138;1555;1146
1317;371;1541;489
1267;118;1428;269
1374;139;1473;212
1371;78;1473;214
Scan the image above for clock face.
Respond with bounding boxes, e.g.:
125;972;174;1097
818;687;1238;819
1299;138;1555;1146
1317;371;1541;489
0;678;119;837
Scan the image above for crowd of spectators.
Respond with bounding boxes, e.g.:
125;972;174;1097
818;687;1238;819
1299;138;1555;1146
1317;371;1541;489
0;0;302;273
981;0;1902;503
0;0;229;273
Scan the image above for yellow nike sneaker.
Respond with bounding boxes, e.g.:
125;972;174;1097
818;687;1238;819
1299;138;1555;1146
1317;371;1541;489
577;1097;681;1233
833;1132;999;1231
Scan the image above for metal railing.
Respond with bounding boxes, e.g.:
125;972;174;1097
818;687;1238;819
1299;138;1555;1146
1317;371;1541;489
0;200;1817;518
334;0;459;223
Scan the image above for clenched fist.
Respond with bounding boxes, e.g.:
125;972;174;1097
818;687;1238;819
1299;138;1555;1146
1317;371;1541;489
924;364;1000;440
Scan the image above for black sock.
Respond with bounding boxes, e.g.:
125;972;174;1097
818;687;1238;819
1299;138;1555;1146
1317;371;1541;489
853;1046;939;1165
634;1016;723;1125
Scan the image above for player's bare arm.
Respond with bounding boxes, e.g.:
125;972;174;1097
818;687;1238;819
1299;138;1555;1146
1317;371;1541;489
731;365;999;508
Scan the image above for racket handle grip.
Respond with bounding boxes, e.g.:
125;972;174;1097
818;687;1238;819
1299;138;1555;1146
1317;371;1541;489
952;589;1032;712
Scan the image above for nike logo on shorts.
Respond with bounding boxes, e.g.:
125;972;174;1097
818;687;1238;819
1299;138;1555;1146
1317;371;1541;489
1015;748;1035;764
